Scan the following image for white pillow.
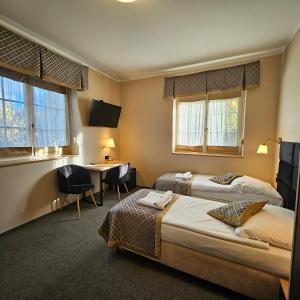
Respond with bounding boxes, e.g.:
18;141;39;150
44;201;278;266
235;205;294;250
232;176;282;200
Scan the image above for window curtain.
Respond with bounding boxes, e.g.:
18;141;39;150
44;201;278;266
0;25;88;91
0;76;29;147
0;74;69;149
164;61;260;98
32;87;68;147
177;101;205;146
207;98;240;147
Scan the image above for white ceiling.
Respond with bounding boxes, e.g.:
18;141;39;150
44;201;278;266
1;0;300;81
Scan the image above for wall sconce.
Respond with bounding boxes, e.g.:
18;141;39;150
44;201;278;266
257;137;282;155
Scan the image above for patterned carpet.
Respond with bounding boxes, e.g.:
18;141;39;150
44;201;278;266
0;189;250;300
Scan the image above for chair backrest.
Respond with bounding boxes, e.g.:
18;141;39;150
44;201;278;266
105;163;131;185
57;164;91;193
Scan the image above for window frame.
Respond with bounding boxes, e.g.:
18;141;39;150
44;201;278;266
172;90;246;157
0;75;70;157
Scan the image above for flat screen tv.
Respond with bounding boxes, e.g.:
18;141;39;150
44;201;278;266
88;100;122;128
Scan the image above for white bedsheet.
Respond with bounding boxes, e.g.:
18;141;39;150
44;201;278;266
161;195;291;277
191;174;238;193
191;190;283;206
191;174;283;206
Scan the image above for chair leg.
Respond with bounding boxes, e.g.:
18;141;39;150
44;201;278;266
89;190;98;207
60;194;67;211
112;185;115;191
123;183;129;195
76;195;81;220
117;185;121;201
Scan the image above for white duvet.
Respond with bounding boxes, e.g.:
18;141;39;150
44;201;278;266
191;174;238;193
161;195;291;277
191;174;283;206
162;195;269;250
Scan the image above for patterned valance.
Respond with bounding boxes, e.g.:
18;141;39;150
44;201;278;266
40;48;88;90
0;26;88;90
0;67;66;94
0;26;40;77
164;61;260;98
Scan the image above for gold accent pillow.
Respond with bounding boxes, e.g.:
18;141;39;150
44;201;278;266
209;172;242;185
207;200;268;227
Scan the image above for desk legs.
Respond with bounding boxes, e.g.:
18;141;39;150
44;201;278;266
99;171;104;206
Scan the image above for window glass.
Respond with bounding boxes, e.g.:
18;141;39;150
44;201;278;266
0;128;4;145
0;76;69;150
33;87;67;147
174;94;244;155
207;98;240;147
0;104;3;126
0;77;29;147
4;101;26;127
177;101;205;146
3;77;25;102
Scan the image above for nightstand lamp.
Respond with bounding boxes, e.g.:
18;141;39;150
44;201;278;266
257;137;282;155
106;138;115;161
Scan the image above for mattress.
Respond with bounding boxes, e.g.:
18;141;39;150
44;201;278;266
161;195;291;278
191;174;283;207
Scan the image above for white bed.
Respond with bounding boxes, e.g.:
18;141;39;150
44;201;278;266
190;174;283;206
161;195;291;278
102;189;293;299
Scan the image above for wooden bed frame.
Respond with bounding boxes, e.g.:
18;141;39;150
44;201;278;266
112;142;299;300
116;240;280;300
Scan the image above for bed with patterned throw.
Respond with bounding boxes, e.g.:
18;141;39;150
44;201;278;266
153;172;196;195
99;189;178;258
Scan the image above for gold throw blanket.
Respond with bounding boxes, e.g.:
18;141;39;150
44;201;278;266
99;189;178;258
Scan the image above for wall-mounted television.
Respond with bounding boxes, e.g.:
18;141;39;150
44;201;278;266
88;99;122;128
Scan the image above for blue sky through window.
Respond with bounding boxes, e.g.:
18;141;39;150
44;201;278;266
0;76;68;148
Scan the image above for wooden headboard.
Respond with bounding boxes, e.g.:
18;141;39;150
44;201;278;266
276;141;300;210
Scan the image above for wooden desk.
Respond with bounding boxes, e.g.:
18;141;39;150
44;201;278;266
84;160;129;206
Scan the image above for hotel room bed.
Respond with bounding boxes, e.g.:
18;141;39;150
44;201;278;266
100;188;292;300
161;194;290;278
191;174;283;206
153;172;283;206
99;142;299;300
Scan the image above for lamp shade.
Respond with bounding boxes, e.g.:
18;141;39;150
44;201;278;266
257;144;268;155
106;138;115;148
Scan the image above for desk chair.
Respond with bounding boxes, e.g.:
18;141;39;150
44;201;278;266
57;164;97;219
103;163;130;201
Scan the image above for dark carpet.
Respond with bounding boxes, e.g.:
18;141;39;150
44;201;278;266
0;190;250;300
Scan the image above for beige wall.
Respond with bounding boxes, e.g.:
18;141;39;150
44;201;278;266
0;52;287;233
0;69;120;234
277;28;300;142
119;55;282;187
72;69;121;191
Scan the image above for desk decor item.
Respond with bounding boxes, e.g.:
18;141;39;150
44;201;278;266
106;138;115;161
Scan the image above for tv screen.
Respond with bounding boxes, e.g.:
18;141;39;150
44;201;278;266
88;100;122;128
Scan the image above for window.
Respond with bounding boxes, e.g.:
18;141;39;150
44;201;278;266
0;78;29;147
33;87;68;147
0;75;69;154
173;91;245;156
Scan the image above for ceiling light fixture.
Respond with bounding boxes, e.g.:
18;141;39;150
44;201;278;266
117;0;136;2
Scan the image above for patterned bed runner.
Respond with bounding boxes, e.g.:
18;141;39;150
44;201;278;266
153;172;196;195
99;189;178;258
